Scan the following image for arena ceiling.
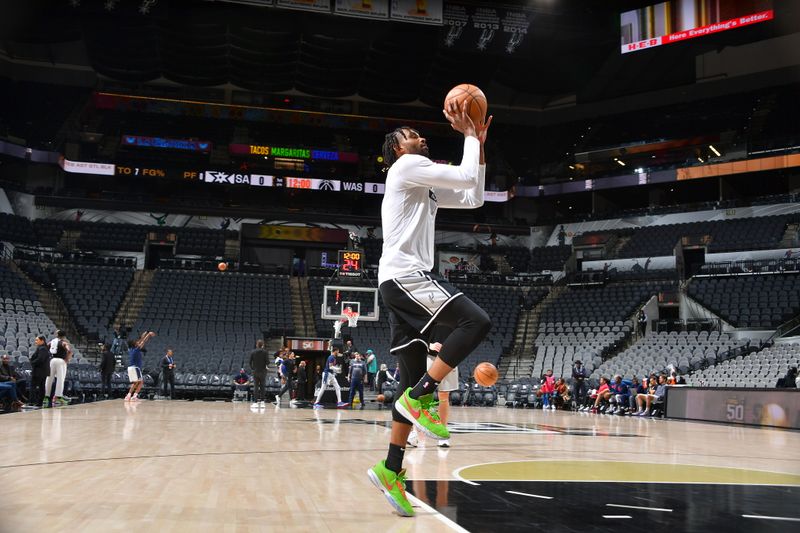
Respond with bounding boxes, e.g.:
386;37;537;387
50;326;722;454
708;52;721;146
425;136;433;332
0;0;796;114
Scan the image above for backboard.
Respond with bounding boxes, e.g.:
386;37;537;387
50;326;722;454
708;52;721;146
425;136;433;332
322;285;379;322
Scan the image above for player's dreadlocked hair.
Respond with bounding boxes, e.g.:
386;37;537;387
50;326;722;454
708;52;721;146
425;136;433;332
381;126;411;171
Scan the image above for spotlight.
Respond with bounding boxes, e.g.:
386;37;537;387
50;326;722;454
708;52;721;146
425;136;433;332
709;145;721;157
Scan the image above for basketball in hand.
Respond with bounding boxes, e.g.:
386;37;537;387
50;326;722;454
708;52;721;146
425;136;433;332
444;84;488;126
474;362;498;387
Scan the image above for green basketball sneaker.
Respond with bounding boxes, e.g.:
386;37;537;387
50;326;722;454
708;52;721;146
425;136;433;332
42;397;50;409
367;460;414;517
394;387;450;440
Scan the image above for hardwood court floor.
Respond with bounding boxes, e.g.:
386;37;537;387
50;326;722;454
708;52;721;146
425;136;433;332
1;400;799;532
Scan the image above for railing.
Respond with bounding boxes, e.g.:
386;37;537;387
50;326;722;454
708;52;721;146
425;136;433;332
766;314;800;344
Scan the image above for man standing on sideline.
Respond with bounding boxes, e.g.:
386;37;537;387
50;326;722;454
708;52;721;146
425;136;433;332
296;360;308;402
348;352;367;408
249;340;269;408
367;101;492;517
29;335;50;407
571;360;588;409
313;347;347;409
275;351;296;406
365;349;378;391
161;348;177;399
45;330;73;407
99;342;115;399
125;331;155;402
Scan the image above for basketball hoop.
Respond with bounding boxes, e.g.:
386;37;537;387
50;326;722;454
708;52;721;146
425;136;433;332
342;308;359;328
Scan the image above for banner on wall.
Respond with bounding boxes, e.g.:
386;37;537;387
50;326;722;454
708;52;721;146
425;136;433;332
276;0;331;12
335;0;389;19
442;2;532;54
438;250;481;274
390;0;443;25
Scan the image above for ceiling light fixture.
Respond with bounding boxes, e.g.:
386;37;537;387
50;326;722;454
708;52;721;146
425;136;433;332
709;145;721;157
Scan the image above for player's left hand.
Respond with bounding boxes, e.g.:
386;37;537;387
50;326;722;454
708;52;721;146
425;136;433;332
476;115;492;145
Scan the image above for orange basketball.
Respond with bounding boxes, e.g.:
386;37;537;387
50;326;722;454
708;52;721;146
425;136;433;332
218;262;227;272
376;394;385;403
444;84;488;127
474;362;498;387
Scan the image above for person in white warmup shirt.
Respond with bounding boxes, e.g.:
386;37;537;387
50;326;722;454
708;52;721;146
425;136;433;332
367;101;493;517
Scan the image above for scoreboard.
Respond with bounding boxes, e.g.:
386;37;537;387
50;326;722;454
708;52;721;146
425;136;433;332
338;250;363;278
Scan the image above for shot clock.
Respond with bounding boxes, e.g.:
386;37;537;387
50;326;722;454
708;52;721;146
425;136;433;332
338;250;363;278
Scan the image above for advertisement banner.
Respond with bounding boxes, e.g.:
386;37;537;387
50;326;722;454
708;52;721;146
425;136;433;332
244;224;349;243
443;2;531;54
677;153;800;181
390;0;443;25
276;0;331;13
59;157;115;176
335;0;389;19
484;190;509;202
621;1;774;55
122;135;212;152
666;387;800;429
228;143;359;162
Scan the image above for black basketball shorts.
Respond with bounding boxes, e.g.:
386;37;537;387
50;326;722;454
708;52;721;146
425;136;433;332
379;271;462;354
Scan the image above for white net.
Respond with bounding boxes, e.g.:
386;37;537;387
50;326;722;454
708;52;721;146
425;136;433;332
343;309;359;327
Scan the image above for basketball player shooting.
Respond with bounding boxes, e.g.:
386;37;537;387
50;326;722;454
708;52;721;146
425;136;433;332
367;100;492;517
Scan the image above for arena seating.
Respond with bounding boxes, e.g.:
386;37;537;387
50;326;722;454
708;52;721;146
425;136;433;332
687;343;800;388
540;281;674;324
533;328;628;380
49;264;134;341
0;264;60;365
174;227;227;256
132;270;292;374
31;219;66;247
688;274;800;328
73;221;233;256
76;222;149;252
616;215;794;258
593;331;753;382
0;213;37;246
529;245;572;272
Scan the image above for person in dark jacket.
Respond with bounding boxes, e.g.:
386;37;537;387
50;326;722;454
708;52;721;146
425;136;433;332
98;343;115;399
571;360;588;407
296;360;308;401
30;335;51;407
160;348;177;399
0;353;25;408
779;366;798;388
249;339;269;406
